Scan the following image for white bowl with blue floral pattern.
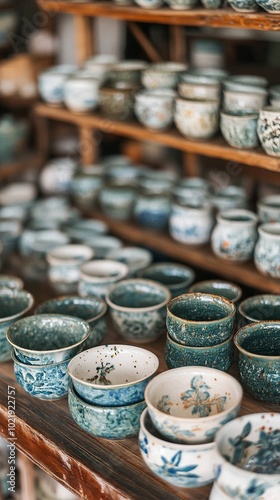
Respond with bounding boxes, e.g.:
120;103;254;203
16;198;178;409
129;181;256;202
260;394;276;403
139;408;222;488
144;366;243;444
68;344;159;406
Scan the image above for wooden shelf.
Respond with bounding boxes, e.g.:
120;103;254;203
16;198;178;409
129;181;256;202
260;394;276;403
37;1;280;31
0;152;43;180
34;103;280;173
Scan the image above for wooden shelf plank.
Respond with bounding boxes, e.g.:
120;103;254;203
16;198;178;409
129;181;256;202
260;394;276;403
37;1;280;31
87;210;280;293
0;152;43;180
34;103;280;173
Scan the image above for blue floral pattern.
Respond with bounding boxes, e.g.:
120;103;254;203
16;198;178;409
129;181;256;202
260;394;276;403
181;375;227;417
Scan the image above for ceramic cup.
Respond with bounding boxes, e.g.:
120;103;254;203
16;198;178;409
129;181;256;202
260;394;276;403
174;98;220;140
238;294;280;327
64;73;101;113
141;62;187;90
257;106;280;157
134;89;176;131
257;194;280;223
220;110;259;150
78;259;128;299
254;223;280;278
99;82;138;121
223;87;267;113
169;202;214;245
138;262;195;298
189;280;242;304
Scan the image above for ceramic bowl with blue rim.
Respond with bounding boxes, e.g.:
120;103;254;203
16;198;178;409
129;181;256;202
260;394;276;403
68;382;146;439
6;314;90;365
106;279;171;343
106;246;153;277
0;274;23;290
164;332;234;372
144;366;242;445
78;259;128;299
138;262;195;298
68;344;159;406
238;294;280;327
214;413;280;499
35;295;107;350
234;321;280;403
12;351;70;400
166;293;236;347
189;280;242;305
139;408;222;488
0;288;34;363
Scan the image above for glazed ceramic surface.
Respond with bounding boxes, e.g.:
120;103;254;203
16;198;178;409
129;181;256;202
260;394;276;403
166;293;235;347
83;54;117;78
227;0;259;11
165;0;199;9
0;288;34;362
99;185;135;220
19;229;70;259
257;195;280;223
134;193;171;231
38;65;76;105
134;89;175;131
220;110;259;149
0;274;23;290
133;0;163;8
108;60;148;85
234;321;280;403
68;382;146;439
100;83;137;121
223;88;267;113
78;260;128;299
189;280;242;304
254;223;280;278
257;106;280;157
78;235;124;259
138;262;195;298
139;408;222;488
211;209;258;262
172;177;209;205
7;314;90;365
178;76;221;102
209;186;247;212
68;344;159;406
225;75;268;89
141;62;187;90
164;333;234;372
169;202;214;245
106;246;152;277
200;0;224;7
0;218;22;255
106;279;171;343
255;0;280;11
64;73;101;113
62;218;108;241
214;413;280;499
239;294;280;326
70;167;104;208
174;98;220;140
35;295;107;350
145;366;242;444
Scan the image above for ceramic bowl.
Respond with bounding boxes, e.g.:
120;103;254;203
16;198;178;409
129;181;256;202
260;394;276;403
106;246;153;277
174;98;220;140
144;366;242;444
68;344;159;406
178;73;221;101
64;73;100;113
36;295;107;349
238;294;280;327
46;244;94;294
138;262;195;298
166;293;236;347
99;185;136;220
38;65;77;105
257;106;280;157
100;82;138;121
141;62;187;90
0;218;22;255
214;413;280;498
101;154;131;168
209;186;247;212
169;202;215;245
172;177;209;205
0;274;23;290
255;0;280;12
0;205;28;222
220;110;259;149
13;351;70;400
223;88;267;112
62;218;108;241
164;332;234;372
78;259;128;299
257;195;280;223
224;75;268;90
70;166;104;208
83;54;117;79
139;409;221;488
134;89;176;131
227;0;259;11
189;280;242;304
254;223;280;278
234;321;280;403
39;157;78;195
106;164;141;186
6;314;90;365
134;192;171;231
0;182;37;207
106;279;171;343
134;0;163;7
78;235;124;259
107;60;148;85
68;382;146;439
201;0;224;6
0;288;34;362
192;68;228;81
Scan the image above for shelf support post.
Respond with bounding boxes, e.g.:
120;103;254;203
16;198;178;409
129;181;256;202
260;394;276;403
75;15;94;65
127;22;162;62
169;26;186;62
79;127;98;165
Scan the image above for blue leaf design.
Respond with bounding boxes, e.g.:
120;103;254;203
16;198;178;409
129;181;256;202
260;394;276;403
171;451;182;466
179;464;198;473
181;389;195;400
197;390;210;403
241;422;251;439
191;375;203;390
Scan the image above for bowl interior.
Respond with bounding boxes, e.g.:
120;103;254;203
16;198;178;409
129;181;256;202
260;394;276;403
239;295;280;322
140;264;194;287
108;280;169;308
190;281;241;302
0;290;33;319
168;293;234;322
36;296;106;322
235;323;280;356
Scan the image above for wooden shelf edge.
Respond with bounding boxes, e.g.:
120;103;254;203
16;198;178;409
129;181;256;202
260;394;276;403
37;1;280;31
34;103;280;173
0;152;43;179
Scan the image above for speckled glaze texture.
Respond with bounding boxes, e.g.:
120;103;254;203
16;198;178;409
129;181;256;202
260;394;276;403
144;367;242;444
169;203;214;245
134;194;171;231
100;86;136;122
138;262;195;298
0;289;34;363
99;186;135;220
139;409;221;488
134;90;175;131
254;224;280;278
227;0;259;11
220;111;259;149
174;99;220;140
234;322;280;403
141;63;187;90
68;344;159;406
166;293;236;347
257;106;280;157
211;209;258;262
257;195;280;223
213;413;280;500
238;294;280;327
106;279;171;343
68;383;146;439
255;0;280;11
13;352;70;400
35;296;107;349
165;333;234;372
7;314;90;365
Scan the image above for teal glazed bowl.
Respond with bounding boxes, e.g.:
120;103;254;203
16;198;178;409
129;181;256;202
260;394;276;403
138;262;195;298
238;294;280;327
6;314;90;365
35;296;107;349
166;293;236;347
234;321;280;403
189;280;242;304
0;274;23;290
68;382;146;439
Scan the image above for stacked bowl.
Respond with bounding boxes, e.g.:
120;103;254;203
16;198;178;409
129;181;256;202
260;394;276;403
68;344;159;439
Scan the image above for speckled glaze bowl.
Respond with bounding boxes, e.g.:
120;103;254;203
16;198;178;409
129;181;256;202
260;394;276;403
165;0;199;8
100;82;138;121
108;60;148;86
213;413;280;499
211;209;258;262
139;408;222;488
227;0;259;12
257;106;280;157
166;293;236;347
68;344;159;406
144;366;242;444
164;333;234;372
220;110;259;149
78;259;128;299
138;262;195;298
0;288;34;362
238;294;280;327
78;235;123;259
12;351;70;400
255;0;280;12
174;98;220;140
189;280;242;304
172;177;209;205
0;274;23;290
68;382;146;439
234;322;280;403
35;295;107;350
106;246;153;277
99;185;136;220
224;75;268;90
6;314;90;365
141;62;187;90
169;202;214;245
106;279;171;343
254;223;280;278
134;89;176;131
257;195;280;223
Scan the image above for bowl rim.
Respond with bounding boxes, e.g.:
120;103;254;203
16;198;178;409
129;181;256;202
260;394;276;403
0;289;34;324
68;344;159;389
46;244;94;264
138;262;195;289
0;274;24;289
166;331;233;349
106;278;171;312
238;294;280;323
11;349;70;369
80;259;128;283
188;279;242;303
34;294;108;322
68;381;146;410
167;292;236;325
234;320;280;359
